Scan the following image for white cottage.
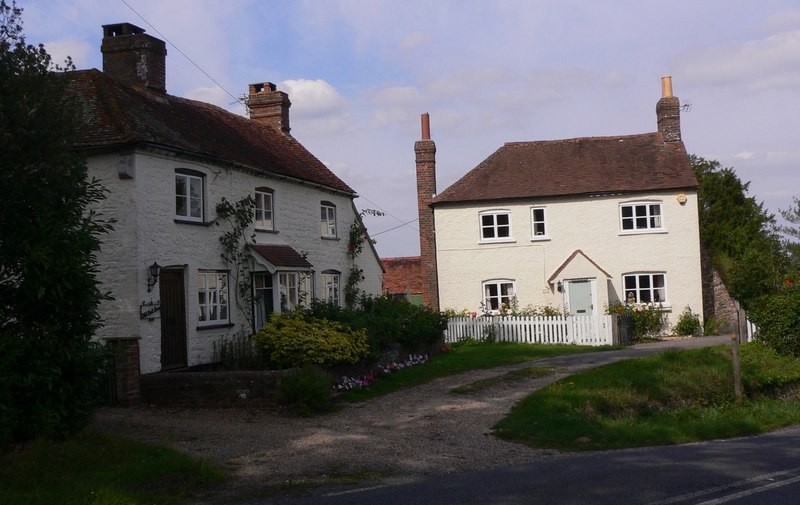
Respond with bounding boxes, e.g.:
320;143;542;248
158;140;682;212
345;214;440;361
414;77;702;330
65;23;382;399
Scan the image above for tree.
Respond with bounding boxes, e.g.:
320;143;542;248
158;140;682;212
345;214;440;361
692;155;786;307
779;198;800;265
0;0;112;446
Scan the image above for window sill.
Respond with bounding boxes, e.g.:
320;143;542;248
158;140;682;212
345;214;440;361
196;322;234;330
479;238;516;245
530;236;550;242
321;236;340;241
255;228;279;234
618;229;668;236
174;219;213;227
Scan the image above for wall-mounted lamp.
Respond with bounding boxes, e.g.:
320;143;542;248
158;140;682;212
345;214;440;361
556;281;563;293
146;262;161;292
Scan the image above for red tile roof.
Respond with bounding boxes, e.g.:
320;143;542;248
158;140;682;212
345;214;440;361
63;70;355;194
381;256;423;295
433;133;696;205
250;245;312;269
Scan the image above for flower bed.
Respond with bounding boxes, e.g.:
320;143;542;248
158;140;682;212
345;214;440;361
333;353;429;393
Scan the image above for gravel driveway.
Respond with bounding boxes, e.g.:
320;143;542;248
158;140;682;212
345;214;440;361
90;336;729;494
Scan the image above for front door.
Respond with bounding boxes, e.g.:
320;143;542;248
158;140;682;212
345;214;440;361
568;279;594;316
160;269;187;370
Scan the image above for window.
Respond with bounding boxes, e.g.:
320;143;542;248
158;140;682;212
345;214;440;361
483;279;515;311
321;202;336;237
198;271;229;325
620;202;663;232
480;210;511;241
255;187;274;230
531;207;547;239
278;272;299;311
253;273;273;329
175;169;204;222
623;273;666;304
321;270;341;306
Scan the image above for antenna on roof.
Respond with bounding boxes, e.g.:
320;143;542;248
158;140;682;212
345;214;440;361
681;100;692;112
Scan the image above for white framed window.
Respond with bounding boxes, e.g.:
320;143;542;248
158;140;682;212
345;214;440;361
483;279;515;311
255;187;274;230
531;206;548;239
252;273;274;329
321;201;337;237
278;272;311;311
175;170;204;222
620;202;663;232
321;270;340;306
198;271;229;325
623;273;667;304
479;210;512;242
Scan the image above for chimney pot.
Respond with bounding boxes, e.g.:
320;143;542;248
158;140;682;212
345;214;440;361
421;113;431;140
661;75;673;98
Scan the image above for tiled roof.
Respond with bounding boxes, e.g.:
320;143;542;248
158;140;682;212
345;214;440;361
381;256;423;295
63;70;354;194
250;245;312;269
433;133;696;205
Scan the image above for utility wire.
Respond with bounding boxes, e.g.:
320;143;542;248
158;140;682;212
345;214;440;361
371;218;419;237
118;0;242;105
357;193;419;232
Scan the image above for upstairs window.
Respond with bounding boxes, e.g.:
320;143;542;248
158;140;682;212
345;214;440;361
483;279;515;311
480;210;511;242
531;207;548;239
623;273;667;304
255;187;274;230
175;169;204;222
620;202;663;232
321;201;337;237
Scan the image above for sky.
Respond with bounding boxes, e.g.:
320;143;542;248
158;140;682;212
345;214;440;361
22;0;800;258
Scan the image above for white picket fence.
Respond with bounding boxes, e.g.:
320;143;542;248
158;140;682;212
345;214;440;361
445;315;613;346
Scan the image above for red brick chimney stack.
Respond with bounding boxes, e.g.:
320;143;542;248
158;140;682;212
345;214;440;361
656;75;681;142
101;23;167;94
415;113;440;311
247;82;291;134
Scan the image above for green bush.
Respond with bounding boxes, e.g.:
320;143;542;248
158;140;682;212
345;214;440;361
673;306;702;336
607;303;667;341
253;311;368;368
749;282;800;357
278;365;333;416
703;315;728;336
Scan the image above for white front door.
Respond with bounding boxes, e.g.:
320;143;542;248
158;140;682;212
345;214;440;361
568;279;594;316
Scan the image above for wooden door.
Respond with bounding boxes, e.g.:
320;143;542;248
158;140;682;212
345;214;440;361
568;279;594;316
159;269;187;370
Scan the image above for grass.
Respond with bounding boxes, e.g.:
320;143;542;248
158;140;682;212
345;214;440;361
493;342;800;451
450;366;558;395
0;430;225;505
339;340;613;402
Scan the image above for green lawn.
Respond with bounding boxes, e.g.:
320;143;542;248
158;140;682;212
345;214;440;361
0;431;224;505
493;342;800;451
340;340;614;401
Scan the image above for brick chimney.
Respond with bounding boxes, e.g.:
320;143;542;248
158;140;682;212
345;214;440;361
656;75;681;142
247;82;291;134
415;113;440;311
101;23;167;94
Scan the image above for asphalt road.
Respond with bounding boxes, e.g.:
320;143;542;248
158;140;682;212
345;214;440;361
257;427;800;505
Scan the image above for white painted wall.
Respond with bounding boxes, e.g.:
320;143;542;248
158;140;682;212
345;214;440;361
88;149;382;374
435;191;703;330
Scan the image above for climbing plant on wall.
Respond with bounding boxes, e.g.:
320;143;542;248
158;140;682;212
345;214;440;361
215;195;256;332
344;208;383;308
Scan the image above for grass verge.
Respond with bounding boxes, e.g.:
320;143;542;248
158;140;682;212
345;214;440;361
493;342;800;451
0;430;224;505
340;340;613;402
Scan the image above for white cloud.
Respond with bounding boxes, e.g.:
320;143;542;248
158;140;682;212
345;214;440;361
43;38;92;68
279;79;346;118
733;151;756;160
371;85;423;106
398;32;431;51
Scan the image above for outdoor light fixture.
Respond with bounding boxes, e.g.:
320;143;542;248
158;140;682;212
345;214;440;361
557;281;563;293
146;262;161;292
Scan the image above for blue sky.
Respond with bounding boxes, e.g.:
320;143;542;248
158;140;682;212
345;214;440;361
23;0;800;257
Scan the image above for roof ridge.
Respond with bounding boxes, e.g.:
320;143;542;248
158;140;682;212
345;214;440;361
503;132;659;147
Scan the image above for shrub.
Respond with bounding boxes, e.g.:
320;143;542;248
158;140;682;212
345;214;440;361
211;329;268;370
703;315;728;336
749;281;800;357
278;365;333;416
607;303;667;341
253;311;369;369
673;306;701;336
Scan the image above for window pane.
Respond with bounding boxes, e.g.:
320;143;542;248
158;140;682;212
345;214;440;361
482;215;494;227
487;284;498;297
534;222;545;236
621;206;633;218
653;275;665;288
638;275;651;289
176;176;186;196
501;283;513;296
533;208;544;221
497;225;510;238
636;217;648;229
176;195;186;216
190;197;201;218
496;214;509;226
624;276;636;290
189;177;202;198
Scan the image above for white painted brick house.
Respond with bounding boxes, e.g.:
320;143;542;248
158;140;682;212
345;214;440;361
65;23;382;384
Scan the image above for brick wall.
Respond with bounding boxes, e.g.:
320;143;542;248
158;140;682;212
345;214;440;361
140;370;283;408
701;248;737;333
108;337;141;406
415;137;440;311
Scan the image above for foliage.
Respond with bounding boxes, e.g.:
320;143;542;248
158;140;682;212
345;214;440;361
253;311;369;368
749;277;800;357
278;365;334;416
702;315;727;336
673;306;702;336
211;328;268;370
692;155;787;307
344;208;383;308
0;431;224;505
493;344;800;451
0;1;113;447
215;196;256;331
607;303;667;340
779;197;800;266
343;264;365;309
308;296;447;355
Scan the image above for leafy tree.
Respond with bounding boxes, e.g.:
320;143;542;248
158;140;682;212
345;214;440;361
779;198;800;266
692;155;786;307
0;0;112;446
